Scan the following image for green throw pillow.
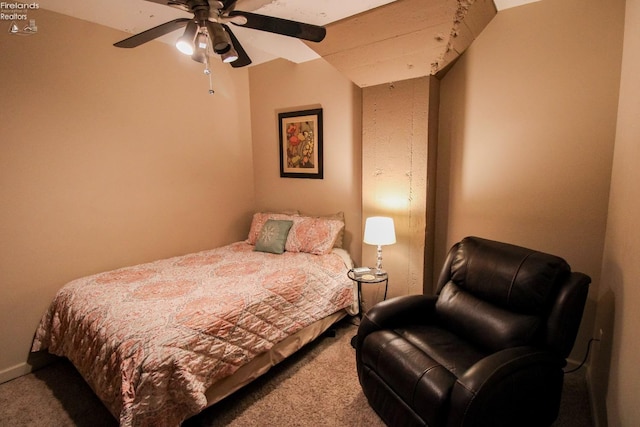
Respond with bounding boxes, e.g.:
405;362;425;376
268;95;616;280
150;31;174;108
254;219;293;254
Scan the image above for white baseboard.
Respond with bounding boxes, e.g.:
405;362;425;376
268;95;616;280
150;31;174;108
0;352;59;385
565;357;583;371
0;362;33;385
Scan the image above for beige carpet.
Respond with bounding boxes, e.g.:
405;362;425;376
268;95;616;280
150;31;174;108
0;319;593;426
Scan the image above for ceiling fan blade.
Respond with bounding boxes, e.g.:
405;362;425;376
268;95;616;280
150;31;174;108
227;10;326;42
220;0;238;11
114;18;191;48
222;24;252;68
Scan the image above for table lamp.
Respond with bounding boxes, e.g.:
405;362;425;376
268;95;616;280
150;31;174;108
363;216;396;275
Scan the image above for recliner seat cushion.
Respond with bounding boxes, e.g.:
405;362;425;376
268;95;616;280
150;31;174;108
396;325;485;376
362;327;485;426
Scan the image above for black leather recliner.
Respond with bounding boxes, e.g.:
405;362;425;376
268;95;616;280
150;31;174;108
356;236;590;427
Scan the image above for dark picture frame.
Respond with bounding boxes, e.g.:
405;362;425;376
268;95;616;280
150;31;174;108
278;108;323;179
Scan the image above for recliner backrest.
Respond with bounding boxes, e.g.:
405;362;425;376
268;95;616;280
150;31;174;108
434;236;573;354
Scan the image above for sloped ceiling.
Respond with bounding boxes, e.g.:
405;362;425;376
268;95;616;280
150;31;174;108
305;0;497;87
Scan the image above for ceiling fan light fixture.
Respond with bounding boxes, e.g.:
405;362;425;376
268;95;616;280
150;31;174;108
191;32;209;63
205;21;232;55
191;49;207;64
221;46;239;63
175;21;198;55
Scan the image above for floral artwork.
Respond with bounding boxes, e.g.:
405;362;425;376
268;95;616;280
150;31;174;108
286;121;315;169
279;108;323;178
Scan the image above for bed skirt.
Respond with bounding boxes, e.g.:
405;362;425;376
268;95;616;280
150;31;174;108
204;309;347;407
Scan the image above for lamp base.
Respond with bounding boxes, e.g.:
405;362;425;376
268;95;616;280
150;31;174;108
375;245;386;276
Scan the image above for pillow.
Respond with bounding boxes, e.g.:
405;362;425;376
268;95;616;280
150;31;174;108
246;212;297;245
285;217;344;255
254;219;293;254
302;211;346;248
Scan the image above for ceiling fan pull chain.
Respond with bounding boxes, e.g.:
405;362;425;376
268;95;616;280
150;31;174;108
207;72;215;95
203;56;215;94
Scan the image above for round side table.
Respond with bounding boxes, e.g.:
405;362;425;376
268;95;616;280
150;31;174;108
347;268;389;317
347;268;389;348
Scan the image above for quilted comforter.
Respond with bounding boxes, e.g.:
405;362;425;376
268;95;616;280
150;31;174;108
31;242;355;426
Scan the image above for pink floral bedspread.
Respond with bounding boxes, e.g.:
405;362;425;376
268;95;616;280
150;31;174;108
32;242;355;426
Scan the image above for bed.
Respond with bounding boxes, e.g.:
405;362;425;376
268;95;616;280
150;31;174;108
31;212;356;426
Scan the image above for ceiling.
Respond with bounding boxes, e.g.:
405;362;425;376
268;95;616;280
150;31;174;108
309;0;497;87
38;0;540;85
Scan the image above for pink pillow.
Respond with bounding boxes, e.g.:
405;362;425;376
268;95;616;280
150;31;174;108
301;211;345;248
246;212;297;245
285;217;344;255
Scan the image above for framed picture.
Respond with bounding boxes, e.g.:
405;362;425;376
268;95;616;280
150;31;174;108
278;108;323;179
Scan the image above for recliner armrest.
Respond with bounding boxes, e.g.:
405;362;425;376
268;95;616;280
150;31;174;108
357;294;437;350
448;346;565;427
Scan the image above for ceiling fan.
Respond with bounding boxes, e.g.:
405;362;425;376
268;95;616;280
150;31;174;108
113;0;327;69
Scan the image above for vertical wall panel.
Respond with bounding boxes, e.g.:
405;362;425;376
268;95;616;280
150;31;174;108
362;77;434;303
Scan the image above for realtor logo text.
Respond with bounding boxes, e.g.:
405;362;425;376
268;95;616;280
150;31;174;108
1;2;39;20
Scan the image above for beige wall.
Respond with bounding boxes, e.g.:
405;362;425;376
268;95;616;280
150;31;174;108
248;58;362;261
437;0;624;383
0;9;254;382
593;0;640;425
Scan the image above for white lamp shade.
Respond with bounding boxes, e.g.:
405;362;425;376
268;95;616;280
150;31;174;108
363;216;396;246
